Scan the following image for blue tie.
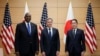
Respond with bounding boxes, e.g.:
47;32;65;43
48;28;51;38
27;23;31;34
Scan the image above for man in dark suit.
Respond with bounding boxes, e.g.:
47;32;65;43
65;19;86;56
40;18;60;56
15;13;39;56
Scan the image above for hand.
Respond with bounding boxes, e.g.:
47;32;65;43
35;51;39;55
81;51;85;56
15;52;20;56
56;51;60;56
42;51;46;56
65;51;69;56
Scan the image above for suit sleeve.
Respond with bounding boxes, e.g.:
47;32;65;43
56;29;60;51
35;25;39;51
40;30;44;53
15;24;20;52
81;30;86;51
65;31;69;52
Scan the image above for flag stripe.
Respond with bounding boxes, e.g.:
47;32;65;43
85;37;94;53
8;27;14;46
0;3;14;54
3;25;14;48
85;33;93;49
2;39;11;54
85;3;97;53
1;31;12;49
85;25;93;41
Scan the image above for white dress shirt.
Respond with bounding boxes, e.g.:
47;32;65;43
73;28;77;35
25;22;31;33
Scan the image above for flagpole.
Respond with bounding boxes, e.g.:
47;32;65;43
44;0;47;3
89;0;91;3
6;0;8;3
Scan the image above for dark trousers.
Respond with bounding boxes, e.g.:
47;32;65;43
46;52;56;56
69;47;81;56
46;50;56;56
20;53;35;56
20;43;35;56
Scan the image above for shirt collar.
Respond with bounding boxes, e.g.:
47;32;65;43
25;21;30;25
47;27;52;30
25;21;31;28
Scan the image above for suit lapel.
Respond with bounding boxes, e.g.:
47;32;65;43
29;22;35;35
23;22;32;35
50;28;56;40
30;23;33;35
51;28;55;38
70;30;74;38
22;22;29;35
72;28;78;39
75;29;79;38
44;28;56;40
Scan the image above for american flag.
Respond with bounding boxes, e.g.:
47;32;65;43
0;3;14;54
85;3;97;53
38;2;48;40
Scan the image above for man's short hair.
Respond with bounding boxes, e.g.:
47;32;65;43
24;13;31;18
46;18;53;22
72;19;78;24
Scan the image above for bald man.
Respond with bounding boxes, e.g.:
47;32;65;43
15;13;39;56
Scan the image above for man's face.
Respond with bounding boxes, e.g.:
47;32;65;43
46;19;53;27
72;20;78;29
25;13;31;23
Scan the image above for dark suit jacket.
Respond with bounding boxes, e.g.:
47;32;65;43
15;22;39;53
40;27;60;54
65;28;86;53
